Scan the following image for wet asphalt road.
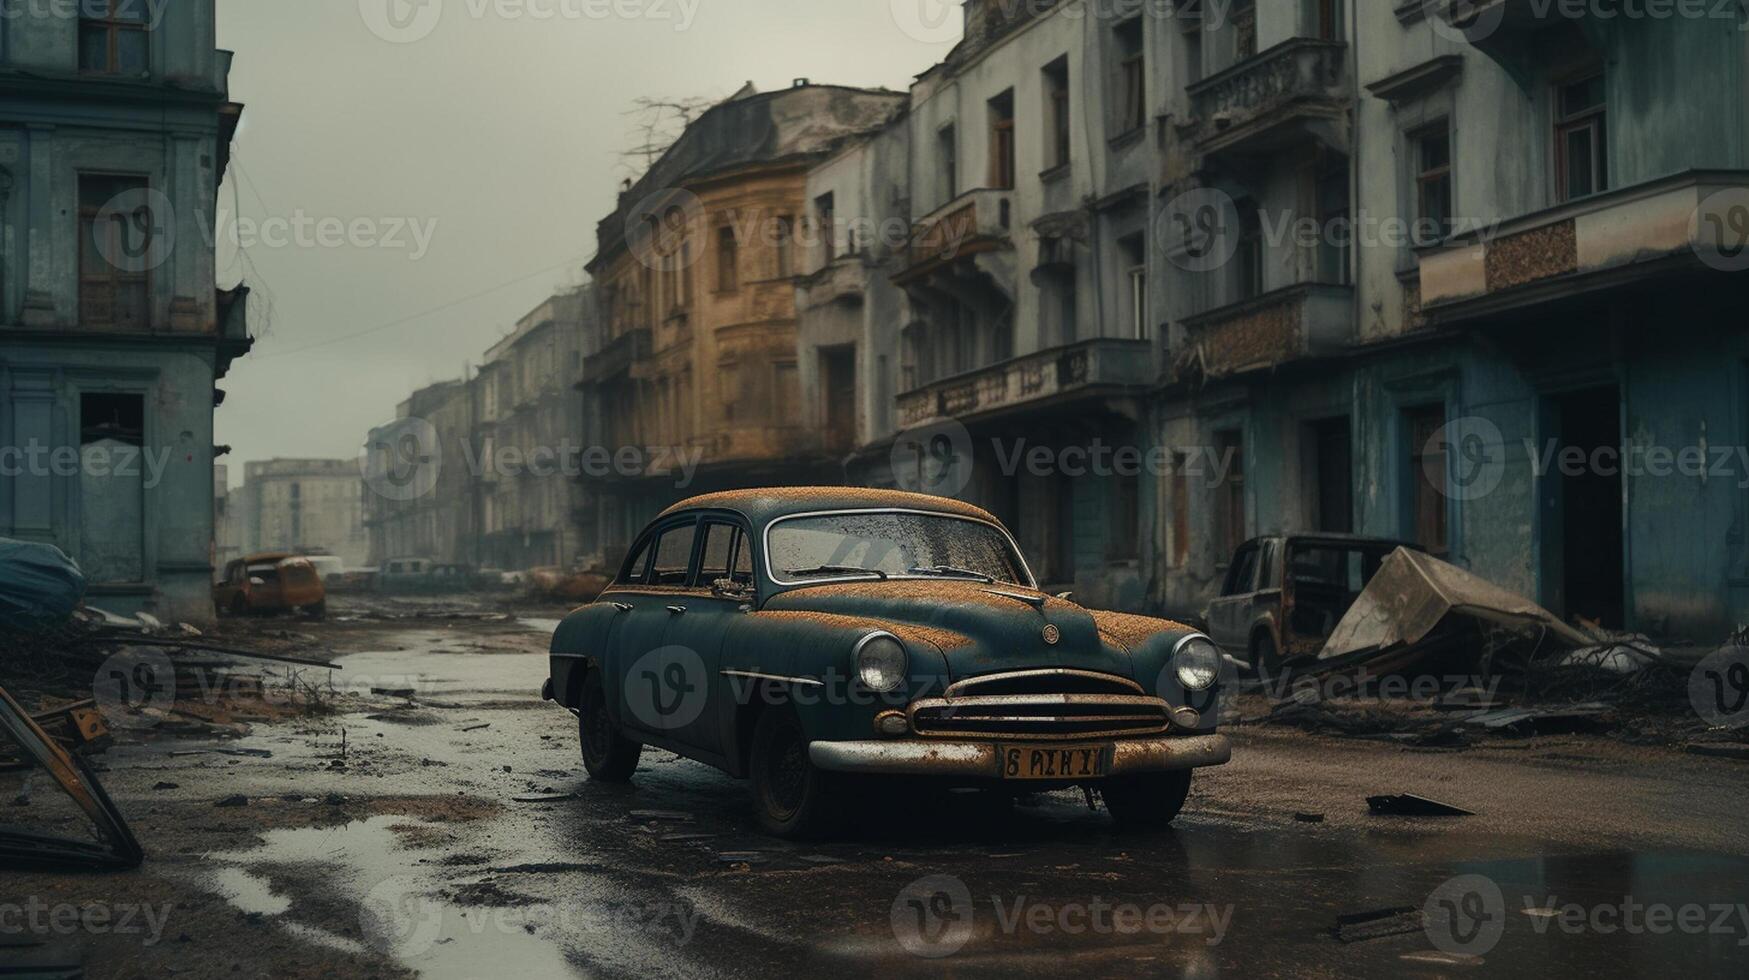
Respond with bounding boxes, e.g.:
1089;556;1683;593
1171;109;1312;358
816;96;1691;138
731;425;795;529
18;615;1749;979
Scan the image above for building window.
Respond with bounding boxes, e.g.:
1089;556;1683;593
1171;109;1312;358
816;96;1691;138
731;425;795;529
1407;405;1450;555
680;243;692;301
774;215;794;277
715;225;738;291
1043;57;1071;172
1110;471;1140;561
1214;429;1246;562
1317;165;1352;283
1555;71;1607;202
814;194;836;263
78;174;151;331
938;125;958;204
1235;199;1264;301
1316;0;1342;40
1113;17;1146;136
1232;0;1257;62
1119;232;1148;339
1169;451;1191;568
1180;11;1203;87
1413;123;1453;244
989;90;1016;190
80;0;150;75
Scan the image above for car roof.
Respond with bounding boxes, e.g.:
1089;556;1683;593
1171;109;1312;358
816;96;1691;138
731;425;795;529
659;487;999;526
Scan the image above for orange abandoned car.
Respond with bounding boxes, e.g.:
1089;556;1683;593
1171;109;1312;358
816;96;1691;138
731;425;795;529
213;553;327;619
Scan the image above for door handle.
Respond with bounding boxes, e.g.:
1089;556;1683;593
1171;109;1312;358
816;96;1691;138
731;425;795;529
666;605;687;615
610;602;634;613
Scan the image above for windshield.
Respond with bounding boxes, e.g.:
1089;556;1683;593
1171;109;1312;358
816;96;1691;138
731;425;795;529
767;511;1031;586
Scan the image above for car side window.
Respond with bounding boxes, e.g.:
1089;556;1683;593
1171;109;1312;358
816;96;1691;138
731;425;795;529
698;522;736;585
731;531;754;585
1224;545;1260;596
651;523;697;586
617;539;654;585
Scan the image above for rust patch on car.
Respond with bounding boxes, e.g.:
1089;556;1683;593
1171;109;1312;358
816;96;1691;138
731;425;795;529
1091;611;1193;653
753;610;969;651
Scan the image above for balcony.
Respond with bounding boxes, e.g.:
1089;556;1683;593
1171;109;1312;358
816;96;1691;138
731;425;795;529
896;337;1155;429
1425;0;1612;84
1176;283;1353;381
1415;171;1749;325
1183;38;1349;162
798;254;868;310
895;188;1014;284
580;327;650;384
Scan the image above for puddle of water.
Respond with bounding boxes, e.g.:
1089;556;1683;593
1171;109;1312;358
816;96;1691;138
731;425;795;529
203;815;582;979
333;646;548;700
519;618;563;635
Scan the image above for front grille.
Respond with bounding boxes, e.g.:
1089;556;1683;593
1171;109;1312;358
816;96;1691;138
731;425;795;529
910;671;1169;740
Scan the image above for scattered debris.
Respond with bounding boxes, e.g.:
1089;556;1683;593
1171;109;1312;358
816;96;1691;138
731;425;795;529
461;723;491;732
0;684;143;871
511;793;576;803
1293;812;1325;823
27;699;111;754
1685;743;1749;761
372;687;417;699
153;782;179;791
1366;794;1475;817
1333;906;1425;943
629;809;694;823
1462;703;1611;735
1400;950;1486;967
215;795;250;808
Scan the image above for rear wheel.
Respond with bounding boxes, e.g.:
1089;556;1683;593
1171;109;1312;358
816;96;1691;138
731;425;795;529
229;595;248;618
749;706;839;839
1250;629;1283;677
305;599;327;620
578;671;641;781
1102;771;1192;830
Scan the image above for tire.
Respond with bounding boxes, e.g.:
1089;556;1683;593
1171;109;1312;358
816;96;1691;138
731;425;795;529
578;671;641;782
306;599;327;620
749;705;839;839
229;595;248;618
1102;771;1192;830
1250;629;1283;677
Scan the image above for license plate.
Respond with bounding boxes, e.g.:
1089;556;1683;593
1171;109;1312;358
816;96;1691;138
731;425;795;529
1000;744;1111;781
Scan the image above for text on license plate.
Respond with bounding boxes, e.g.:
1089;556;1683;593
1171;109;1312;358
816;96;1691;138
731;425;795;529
1001;744;1112;780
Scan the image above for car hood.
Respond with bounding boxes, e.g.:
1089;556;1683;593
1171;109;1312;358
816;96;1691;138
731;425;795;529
761;579;1137;682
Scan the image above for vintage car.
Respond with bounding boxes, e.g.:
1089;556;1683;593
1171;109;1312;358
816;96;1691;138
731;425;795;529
1205;534;1423;674
213;553;326;619
544;488;1229;837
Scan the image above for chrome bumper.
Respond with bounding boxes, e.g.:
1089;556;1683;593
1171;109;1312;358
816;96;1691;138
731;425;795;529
808;734;1231;778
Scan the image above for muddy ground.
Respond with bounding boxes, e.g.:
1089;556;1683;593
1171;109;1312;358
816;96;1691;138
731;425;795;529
3;596;1748;979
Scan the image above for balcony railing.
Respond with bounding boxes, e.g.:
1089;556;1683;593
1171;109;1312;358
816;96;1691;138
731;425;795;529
897;337;1155;429
580;327;650;384
1416;171;1749;323
1184;38;1348;158
897;188;1014;280
1177;282;1353;380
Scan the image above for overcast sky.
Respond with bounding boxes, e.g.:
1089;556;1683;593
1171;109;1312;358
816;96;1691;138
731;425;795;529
212;0;960;484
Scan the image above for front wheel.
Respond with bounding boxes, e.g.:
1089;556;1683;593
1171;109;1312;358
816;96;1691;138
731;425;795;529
578;671;641;781
1102;771;1192;830
749;706;840;839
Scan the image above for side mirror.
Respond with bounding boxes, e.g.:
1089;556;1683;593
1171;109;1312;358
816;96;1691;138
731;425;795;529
1055;591;1075;602
711;578;752;600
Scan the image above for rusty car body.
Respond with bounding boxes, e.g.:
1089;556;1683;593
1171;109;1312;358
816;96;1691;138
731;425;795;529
545;488;1229;838
1204;534;1423;673
213;552;326;619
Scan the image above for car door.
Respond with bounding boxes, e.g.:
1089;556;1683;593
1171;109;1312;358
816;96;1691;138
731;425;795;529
1206;541;1263;653
607;517;700;741
660;518;752;756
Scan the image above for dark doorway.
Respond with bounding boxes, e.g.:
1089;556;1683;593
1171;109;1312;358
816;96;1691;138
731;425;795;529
1307;416;1353;533
1556;386;1625;628
820;346;857;453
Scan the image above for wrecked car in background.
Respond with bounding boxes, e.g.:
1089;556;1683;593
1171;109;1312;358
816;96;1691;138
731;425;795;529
213;553;326;619
545;488;1229;838
0;538;85;633
1205;534;1421;674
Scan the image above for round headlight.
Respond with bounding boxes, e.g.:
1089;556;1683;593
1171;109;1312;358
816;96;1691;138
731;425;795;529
855;633;907;693
1173;635;1221;692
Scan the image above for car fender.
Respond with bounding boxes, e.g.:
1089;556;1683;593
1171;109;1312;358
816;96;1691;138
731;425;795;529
1089;611;1220;733
549;602;625;716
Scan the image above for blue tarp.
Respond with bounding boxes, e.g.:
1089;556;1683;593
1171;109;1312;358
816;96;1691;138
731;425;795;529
0;538;86;632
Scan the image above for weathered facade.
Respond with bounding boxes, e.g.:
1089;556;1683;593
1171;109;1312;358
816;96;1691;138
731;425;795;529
364;378;474;568
0;0;248;621
579;82;907;562
237;459;369;568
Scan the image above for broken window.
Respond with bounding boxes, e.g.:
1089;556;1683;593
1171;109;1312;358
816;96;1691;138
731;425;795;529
1043;57;1071;172
1407;405;1450;556
1112;17;1146;136
1413;123;1453;244
1555;70;1607;202
989;90;1016;190
814;193;836;263
79;0;150;75
78;174;151;331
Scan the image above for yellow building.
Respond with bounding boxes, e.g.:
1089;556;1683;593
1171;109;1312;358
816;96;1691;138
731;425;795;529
580;83;905;555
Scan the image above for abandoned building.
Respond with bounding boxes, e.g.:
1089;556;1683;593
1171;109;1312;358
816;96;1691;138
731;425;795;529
0;0;249;622
235;459;370;569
